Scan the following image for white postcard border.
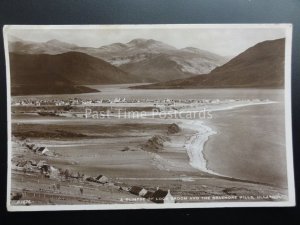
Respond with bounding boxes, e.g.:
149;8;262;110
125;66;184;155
4;24;295;211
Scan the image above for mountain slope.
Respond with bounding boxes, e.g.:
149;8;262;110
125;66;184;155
133;38;285;89
9;51;141;95
91;39;228;82
9;37;228;82
11;84;99;96
119;54;193;82
9;53;101;96
10;52;135;85
9;37;80;55
116;47;227;82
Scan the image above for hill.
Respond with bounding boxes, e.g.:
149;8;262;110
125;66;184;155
9;51;135;86
9;51;138;95
133;38;285;89
10;84;99;96
10;53;100;96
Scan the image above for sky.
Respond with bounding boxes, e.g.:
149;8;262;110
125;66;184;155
6;25;287;57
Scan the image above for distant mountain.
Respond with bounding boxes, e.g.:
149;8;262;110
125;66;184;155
96;38;177;58
90;39;228;82
8;37;228;82
133;39;285;89
9;37;79;55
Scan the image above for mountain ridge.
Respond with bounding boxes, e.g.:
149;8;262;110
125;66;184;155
132;38;285;89
8;37;228;82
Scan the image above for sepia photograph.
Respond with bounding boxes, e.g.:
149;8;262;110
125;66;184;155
4;24;295;210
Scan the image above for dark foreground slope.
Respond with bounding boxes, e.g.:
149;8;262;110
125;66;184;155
11;84;99;96
10;52;135;85
9;51;136;95
133;38;285;89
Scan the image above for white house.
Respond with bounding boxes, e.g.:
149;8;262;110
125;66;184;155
164;189;175;203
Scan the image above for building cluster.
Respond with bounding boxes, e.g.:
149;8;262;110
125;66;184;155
129;186;175;204
11;97;267;107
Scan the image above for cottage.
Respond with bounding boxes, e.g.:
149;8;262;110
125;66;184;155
138;188;148;197
41;147;53;156
86;177;96;182
32;145;40;152
37;147;46;153
129;186;143;196
49;166;60;179
151;188;175;204
113;98;121;103
37;160;48;169
95;175;109;184
40;164;50;173
26;144;35;150
164;189;175;203
144;191;154;199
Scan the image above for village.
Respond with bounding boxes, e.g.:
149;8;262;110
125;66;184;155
11;97;270;115
11;97;268;107
11;97;272;122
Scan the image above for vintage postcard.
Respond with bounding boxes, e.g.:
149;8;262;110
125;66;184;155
4;24;295;211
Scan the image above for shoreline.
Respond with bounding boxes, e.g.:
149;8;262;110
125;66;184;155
177;101;278;179
10;99;289;205
179;120;219;175
12;101;278;180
